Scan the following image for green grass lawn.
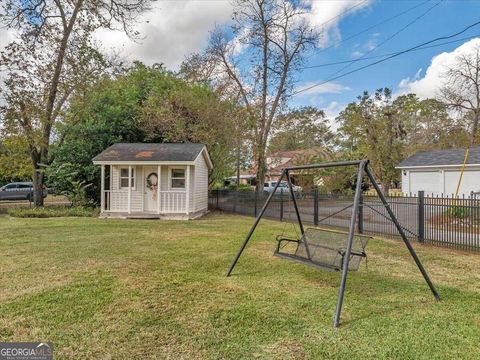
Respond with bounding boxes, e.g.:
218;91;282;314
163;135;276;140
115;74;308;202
0;213;479;359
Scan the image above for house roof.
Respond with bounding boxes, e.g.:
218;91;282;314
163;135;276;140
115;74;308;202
397;147;480;168
268;147;329;159
92;143;211;167
240;147;332;177
267;147;331;174
268;150;300;159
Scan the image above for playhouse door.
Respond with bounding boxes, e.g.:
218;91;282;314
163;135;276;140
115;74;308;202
144;167;158;212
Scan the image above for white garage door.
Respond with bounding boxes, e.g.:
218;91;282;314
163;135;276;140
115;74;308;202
444;170;480;196
410;171;440;196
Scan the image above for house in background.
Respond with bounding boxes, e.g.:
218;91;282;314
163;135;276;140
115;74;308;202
236;147;329;186
265;147;328;181
92;143;212;219
397;147;480;197
226;173;256;186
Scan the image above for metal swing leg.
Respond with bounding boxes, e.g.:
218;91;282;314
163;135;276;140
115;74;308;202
226;171;287;276
286;170;314;260
365;165;440;300
334;161;366;328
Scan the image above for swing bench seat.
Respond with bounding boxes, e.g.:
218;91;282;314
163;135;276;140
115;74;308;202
274;228;371;272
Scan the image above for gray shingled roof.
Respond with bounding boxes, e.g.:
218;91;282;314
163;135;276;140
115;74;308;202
92;143;205;162
397;147;480;168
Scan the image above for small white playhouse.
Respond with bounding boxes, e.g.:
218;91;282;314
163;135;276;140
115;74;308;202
92;143;212;219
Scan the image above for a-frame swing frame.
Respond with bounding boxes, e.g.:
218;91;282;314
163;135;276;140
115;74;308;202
226;160;440;328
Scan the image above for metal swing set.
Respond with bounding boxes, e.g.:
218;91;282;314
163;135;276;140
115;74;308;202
226;160;440;328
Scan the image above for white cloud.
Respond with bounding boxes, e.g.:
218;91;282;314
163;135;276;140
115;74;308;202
304;0;373;48
0;28;19;106
0;2;234;71
1;0;372;72
350;33;378;58
295;81;350;96
95;0;373;68
324;101;344;130
398;38;480;99
325;100;340;114
94;1;234;69
0;28;17;50
364;38;377;51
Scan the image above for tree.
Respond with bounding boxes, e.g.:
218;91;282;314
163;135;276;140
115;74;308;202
337;89;474;194
394;95;469;154
138;65;241;186
440;44;480;145
268;106;336;152
0;0;151;206
48;65;148;202
204;0;318;191
337;89;407;194
180;55;253;189
49;63;239;203
0;135;31;185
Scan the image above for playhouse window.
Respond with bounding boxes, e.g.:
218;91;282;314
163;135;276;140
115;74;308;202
120;168;135;188
171;169;185;189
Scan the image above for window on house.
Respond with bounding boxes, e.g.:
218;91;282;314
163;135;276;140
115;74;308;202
171;169;185;189
120;168;135;189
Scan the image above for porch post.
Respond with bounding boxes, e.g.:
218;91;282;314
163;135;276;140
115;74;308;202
185;165;190;215
128;165;132;214
157;165;161;214
100;165;105;213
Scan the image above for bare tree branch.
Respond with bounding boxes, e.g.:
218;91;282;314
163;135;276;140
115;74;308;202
440;45;480;145
201;0;318;190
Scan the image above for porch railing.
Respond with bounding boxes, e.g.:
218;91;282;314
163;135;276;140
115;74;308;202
159;191;186;213
103;190;128;212
102;190;187;213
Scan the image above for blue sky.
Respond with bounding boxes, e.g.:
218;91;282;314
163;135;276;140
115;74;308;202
291;0;480;116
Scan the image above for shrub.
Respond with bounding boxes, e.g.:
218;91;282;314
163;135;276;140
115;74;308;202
446;205;470;219
211;182;223;190
236;184;254;191
218;183;254;191
47;163;95;207
8;206;99;218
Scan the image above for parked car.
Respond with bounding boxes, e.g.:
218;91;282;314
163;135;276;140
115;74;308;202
263;181;302;195
0;182;47;201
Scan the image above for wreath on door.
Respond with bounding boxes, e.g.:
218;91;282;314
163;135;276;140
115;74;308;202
146;172;158;191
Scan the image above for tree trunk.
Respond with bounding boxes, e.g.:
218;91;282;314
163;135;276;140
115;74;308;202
30;0;83;207
236;146;241;189
383;182;391;197
256;149;267;193
30;152;45;207
471;110;480;146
